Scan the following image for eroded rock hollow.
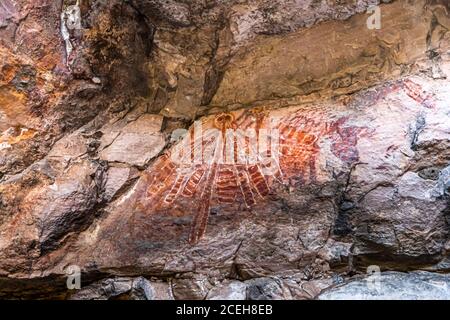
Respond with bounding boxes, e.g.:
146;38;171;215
0;0;449;299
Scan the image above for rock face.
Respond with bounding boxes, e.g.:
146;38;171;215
68;276;174;300
319;271;450;300
0;0;449;299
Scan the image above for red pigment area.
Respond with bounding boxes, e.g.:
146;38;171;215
137;110;369;243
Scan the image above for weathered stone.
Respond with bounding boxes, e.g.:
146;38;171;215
281;277;336;300
69;277;133;300
172;274;212;300
103;166;131;201
206;280;247;300
245;278;287;300
129;277;155;300
146;281;174;300
211;1;435;108
319;272;450;300
0;0;449;300
99;114;166;166
397;172;438;201
68;276;173;300
318;240;352;269
37;161;101;251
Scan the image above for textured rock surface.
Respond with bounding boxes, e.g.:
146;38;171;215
0;0;449;299
68;276;173;300
319;271;450;300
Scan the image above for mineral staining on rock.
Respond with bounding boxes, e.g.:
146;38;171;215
0;0;449;299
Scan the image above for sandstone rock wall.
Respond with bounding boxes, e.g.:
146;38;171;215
0;0;449;299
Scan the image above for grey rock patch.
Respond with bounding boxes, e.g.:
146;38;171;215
69;277;133;300
172;275;212;300
319;271;450;300
69;277;173;300
432;165;450;197
100;114;166;167
206;280;247;300
245;277;286;300
103;166;130;201
130;277;155;300
398;172;437;201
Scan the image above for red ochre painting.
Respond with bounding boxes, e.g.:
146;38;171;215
122;79;435;246
129;107;373;245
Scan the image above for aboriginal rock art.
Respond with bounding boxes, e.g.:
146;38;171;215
134;108;371;244
350;79;436;109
